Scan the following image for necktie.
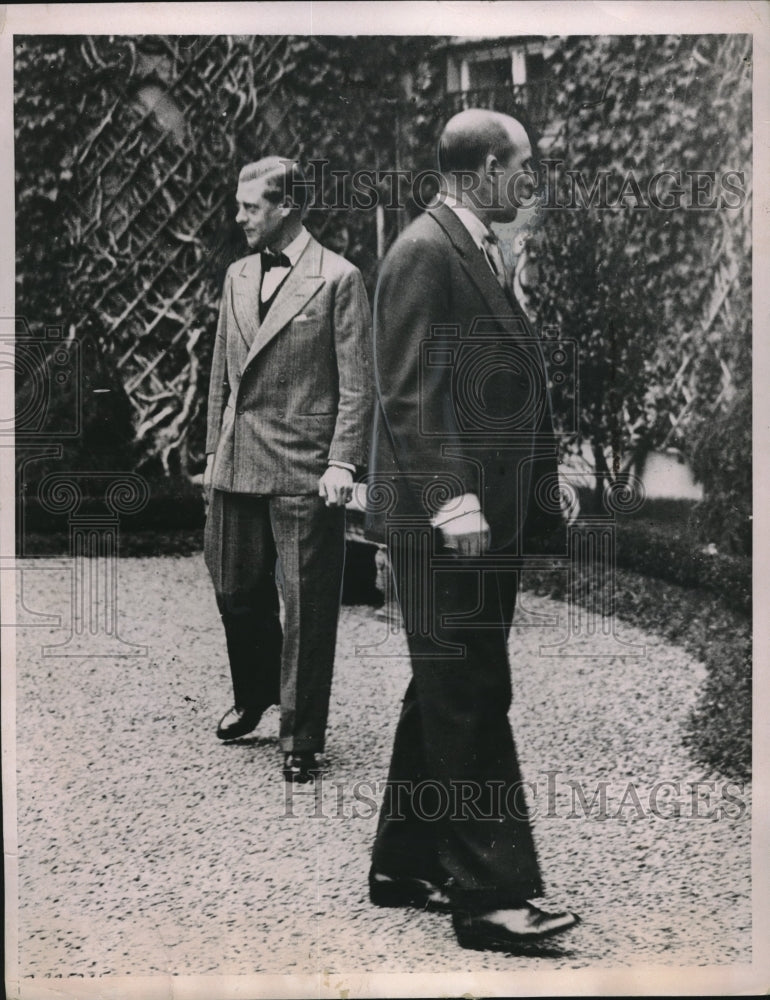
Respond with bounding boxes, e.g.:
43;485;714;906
260;250;291;272
481;232;506;289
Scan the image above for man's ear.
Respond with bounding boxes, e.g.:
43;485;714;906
484;153;502;180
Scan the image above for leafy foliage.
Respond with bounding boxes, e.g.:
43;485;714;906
15;34;751;780
14;35;446;478
532;35;751;540
614;518;750;616
689;386;752;554
15;32;752;557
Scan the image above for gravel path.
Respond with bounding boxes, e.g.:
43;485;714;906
10;555;751;985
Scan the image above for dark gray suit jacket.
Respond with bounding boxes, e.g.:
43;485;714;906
366;204;562;552
207;235;374;494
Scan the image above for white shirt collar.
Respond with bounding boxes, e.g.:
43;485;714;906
269;225;310;266
442;195;491;251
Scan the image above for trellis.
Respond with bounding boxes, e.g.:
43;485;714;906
18;32;750;496
62;35;296;475
659;233;747;450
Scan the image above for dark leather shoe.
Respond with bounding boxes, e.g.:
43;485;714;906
282;751;319;783
369;869;452;912
453;903;580;952
215;705;265;741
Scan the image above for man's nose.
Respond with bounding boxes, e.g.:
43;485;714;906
235;207;246;224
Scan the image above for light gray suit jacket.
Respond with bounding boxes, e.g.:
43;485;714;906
206;235;374;494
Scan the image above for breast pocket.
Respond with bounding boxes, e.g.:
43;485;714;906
292;315;322;335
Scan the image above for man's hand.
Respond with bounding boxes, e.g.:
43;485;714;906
319;465;354;507
439;509;491;557
203;454;215;512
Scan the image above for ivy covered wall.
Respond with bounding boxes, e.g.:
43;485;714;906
14;35;444;478
15;34;751;552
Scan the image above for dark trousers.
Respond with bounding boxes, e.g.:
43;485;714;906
372;536;543;912
204;489;346;753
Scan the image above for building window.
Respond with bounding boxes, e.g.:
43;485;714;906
467;56;511;90
444;41;551;132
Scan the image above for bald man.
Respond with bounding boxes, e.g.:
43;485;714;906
366;111;579;952
204;158;373;782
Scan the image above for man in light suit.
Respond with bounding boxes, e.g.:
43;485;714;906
366;111;579;951
204;157;373;783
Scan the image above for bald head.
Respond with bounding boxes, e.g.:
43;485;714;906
436;109;535;223
437;109;530;175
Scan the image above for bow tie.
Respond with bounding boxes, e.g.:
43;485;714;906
261;250;291;272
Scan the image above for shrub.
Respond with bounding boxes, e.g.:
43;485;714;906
689;387;752;557
614;519;750;617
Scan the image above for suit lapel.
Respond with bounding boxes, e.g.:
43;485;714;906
430;205;551;432
243;237;326;369
429;205;527;332
231;253;263;352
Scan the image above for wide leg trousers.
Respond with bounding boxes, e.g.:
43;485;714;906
371;537;543;913
204;489;346;753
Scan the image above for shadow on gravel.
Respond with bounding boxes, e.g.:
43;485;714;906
219;735;281;748
463;940;579;960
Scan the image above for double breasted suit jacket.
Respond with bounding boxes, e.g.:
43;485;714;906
367;204;561;553
207;235;374;495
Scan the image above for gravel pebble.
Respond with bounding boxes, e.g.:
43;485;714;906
12;555;751;979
